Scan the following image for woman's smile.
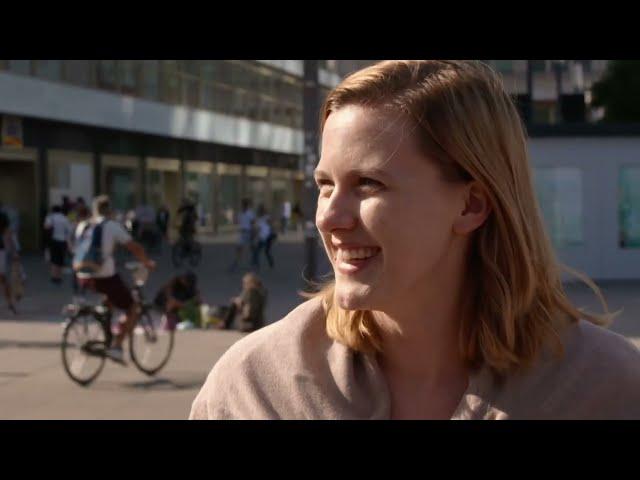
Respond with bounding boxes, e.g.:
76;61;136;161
334;246;382;275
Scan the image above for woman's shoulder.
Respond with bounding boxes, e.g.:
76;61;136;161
488;320;640;419
189;296;334;419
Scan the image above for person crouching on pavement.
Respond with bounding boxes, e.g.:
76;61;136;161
154;271;201;329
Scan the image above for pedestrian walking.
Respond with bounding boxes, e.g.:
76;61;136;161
281;200;291;234
252;205;277;270
228;198;255;273
44;205;72;284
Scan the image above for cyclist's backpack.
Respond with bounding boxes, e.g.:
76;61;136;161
72;220;105;274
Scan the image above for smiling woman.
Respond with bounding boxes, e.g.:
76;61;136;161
190;61;640;420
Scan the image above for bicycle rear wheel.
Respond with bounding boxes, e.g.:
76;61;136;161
61;315;108;386
129;310;174;376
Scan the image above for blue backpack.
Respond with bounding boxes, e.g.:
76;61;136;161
72;220;105;274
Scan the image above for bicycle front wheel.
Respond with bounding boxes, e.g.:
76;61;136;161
61;315;108;386
129;310;174;376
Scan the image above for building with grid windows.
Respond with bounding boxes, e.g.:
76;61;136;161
0;60;345;251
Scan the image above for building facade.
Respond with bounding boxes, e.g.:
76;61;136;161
0;60;343;251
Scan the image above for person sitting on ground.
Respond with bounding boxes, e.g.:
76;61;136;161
221;272;267;332
154;271;202;328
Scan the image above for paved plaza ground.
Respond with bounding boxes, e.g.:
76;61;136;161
1;234;639;419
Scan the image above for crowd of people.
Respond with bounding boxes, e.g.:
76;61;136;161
0;191;297;340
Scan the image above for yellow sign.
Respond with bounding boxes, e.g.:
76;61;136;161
2;115;23;149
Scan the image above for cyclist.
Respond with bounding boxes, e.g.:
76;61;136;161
177;198;198;242
75;195;156;364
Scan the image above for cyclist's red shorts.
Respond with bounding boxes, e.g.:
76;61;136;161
79;274;134;311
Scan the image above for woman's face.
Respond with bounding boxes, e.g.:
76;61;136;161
316;105;471;313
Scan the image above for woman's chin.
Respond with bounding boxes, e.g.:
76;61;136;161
335;283;375;311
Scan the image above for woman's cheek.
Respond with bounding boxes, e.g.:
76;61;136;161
359;196;393;234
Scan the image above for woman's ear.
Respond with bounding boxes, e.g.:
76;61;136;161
453;182;492;236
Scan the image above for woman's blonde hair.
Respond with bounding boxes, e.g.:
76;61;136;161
311;60;614;377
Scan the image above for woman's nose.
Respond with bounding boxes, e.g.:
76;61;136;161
316;191;357;233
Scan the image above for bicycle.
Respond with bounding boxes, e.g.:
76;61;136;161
60;262;175;387
171;234;202;268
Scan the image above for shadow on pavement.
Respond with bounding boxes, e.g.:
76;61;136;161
95;374;205;392
0;340;60;350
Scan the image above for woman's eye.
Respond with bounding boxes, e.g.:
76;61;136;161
358;177;383;191
316;180;334;194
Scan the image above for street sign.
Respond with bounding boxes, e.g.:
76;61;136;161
2;115;23;149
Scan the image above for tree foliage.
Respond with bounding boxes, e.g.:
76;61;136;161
592;61;640;122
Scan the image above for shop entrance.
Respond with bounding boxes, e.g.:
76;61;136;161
0;148;39;251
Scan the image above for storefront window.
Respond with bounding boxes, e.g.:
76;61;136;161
146;157;181;217
217;163;242;230
48;150;94;209
185;161;214;231
102;155;140;216
619;166;640;248
533;167;584;249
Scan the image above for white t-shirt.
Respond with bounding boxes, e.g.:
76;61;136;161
75;216;132;279
44;212;72;242
283;202;291;218
239;209;255;231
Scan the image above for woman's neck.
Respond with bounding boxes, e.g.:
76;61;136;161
373;267;471;386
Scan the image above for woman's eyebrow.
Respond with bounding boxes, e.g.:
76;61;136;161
352;167;392;179
314;167;392;179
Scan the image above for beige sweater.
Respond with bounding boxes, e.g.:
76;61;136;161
190;296;640;419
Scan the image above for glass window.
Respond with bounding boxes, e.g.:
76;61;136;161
119;60;139;95
493;60;513;73
184;76;201;108
140;60;160;100
47;151;94;208
33;60;62;81
63;61;94;87
618;166;640;248
160;61;182;104
185;163;214;230
107;167;136;212
97;60;119;90
531;60;547;73
218;172;241;229
533;167;584;248
8;60;31;75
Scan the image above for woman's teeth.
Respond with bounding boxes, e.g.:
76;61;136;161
337;248;378;261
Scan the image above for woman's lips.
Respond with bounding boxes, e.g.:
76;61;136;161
334;247;381;275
